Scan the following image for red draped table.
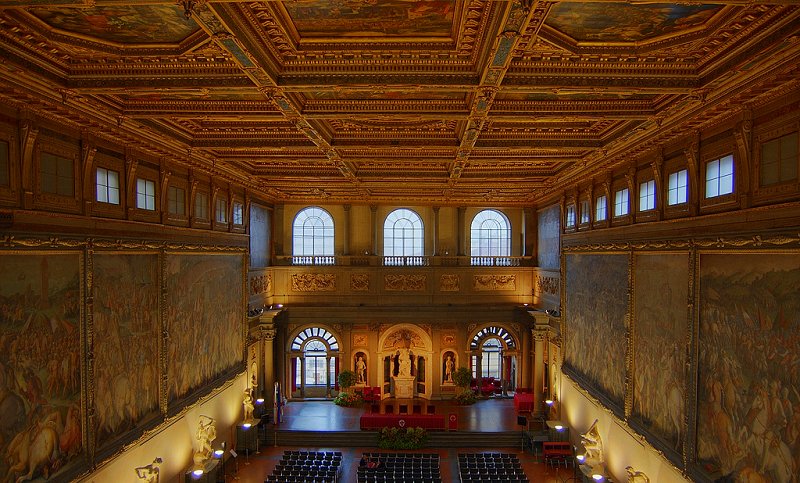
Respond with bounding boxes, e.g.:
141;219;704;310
360;414;446;430
514;393;535;412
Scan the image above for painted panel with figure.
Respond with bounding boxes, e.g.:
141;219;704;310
93;253;160;451
632;253;688;456
564;253;628;408
537;204;561;270
165;253;244;404
696;252;800;482
0;252;84;482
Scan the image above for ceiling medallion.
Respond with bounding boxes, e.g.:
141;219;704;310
178;0;203;19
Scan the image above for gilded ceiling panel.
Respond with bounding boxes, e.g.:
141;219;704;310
30;5;200;44
282;0;456;38
545;3;723;43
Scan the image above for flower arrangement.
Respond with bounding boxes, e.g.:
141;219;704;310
453;390;477;405
377;427;428;449
333;391;363;407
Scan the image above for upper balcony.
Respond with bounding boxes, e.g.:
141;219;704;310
276;255;534;267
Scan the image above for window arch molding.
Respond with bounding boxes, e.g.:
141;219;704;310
289;326;340;353
469;325;517;351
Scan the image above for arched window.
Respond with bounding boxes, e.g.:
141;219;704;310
292;207;334;264
470;210;511;265
383;208;424;265
292;328;339;391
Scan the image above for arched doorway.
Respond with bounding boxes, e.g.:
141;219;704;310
378;324;433;399
288;326;340;399
469;325;519;396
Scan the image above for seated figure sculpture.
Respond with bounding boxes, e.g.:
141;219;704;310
580;419;604;466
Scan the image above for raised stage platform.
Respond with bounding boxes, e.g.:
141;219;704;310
275;397;528;433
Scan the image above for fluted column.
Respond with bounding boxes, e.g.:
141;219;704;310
343;204;351;256
370;205;378;256
432;206;440;256
457;206;466;256
532;326;548;414
520;327;531;388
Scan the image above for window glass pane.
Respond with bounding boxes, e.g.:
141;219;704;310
595;196;606;221
384;208;423;257
470;209;511;257
293;207;335;257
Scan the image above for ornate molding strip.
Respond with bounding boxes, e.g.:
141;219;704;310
562;233;800;252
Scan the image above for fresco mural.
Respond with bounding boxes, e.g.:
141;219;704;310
545;3;722;42
31;5;199;44
93;253;160;450
165;254;244;404
302;90;465;101
537;204;561;270
565;253;627;408
284;0;455;37
632;253;688;454
697;253;800;482
496;92;657;102
0;253;83;482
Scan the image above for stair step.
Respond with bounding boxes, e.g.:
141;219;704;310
264;430;522;449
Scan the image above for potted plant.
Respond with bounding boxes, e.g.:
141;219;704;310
338;369;357;393
452;367;477;405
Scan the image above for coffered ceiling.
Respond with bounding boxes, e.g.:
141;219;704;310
1;1;799;205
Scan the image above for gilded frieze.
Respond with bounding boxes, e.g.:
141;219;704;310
384;274;426;292
350;273;370;292
291;273;336;292
439;274;460;292
535;274;559;295
472;274;516;291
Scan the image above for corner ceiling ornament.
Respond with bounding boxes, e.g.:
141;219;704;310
177;0;203;19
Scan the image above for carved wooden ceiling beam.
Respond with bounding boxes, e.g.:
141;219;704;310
2;0;797;7
450;0;553;186
180;1;362;187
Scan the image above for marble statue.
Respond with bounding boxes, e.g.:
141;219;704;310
444;355;454;383
243;388;255;422
398;349;411;377
580;419;604;466
193;415;216;468
356;356;366;384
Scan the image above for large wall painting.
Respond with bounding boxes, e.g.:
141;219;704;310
165;253;244;404
537;204;560;270
564;253;628;409
92;253;160;451
696;252;800;482
632;253;688;456
0;252;84;482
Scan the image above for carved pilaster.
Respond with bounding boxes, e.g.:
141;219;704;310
733;112;753;209
19;118;38;207
683;134;700;216
624;251;634;420
80;138;97;215
650;150;663;220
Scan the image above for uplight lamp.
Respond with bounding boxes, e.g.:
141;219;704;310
192;469;204;478
213;449;224;459
554;425;563;431
545;399;554;406
576;454;586;463
592;474;604;481
242;423;252;429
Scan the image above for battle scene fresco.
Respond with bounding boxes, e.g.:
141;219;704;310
545;3;722;42
632;253;688;455
284;0;455;37
165;254;244;404
0;253;83;482
30;5;199;44
565;253;628;408
92;253;160;450
697;253;800;482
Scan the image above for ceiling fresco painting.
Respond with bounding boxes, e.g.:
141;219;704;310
0;1;797;205
31;5;200;44
283;0;456;37
545;3;723;42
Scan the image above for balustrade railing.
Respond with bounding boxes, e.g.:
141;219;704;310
382;256;430;267
278;255;530;267
291;256;336;266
